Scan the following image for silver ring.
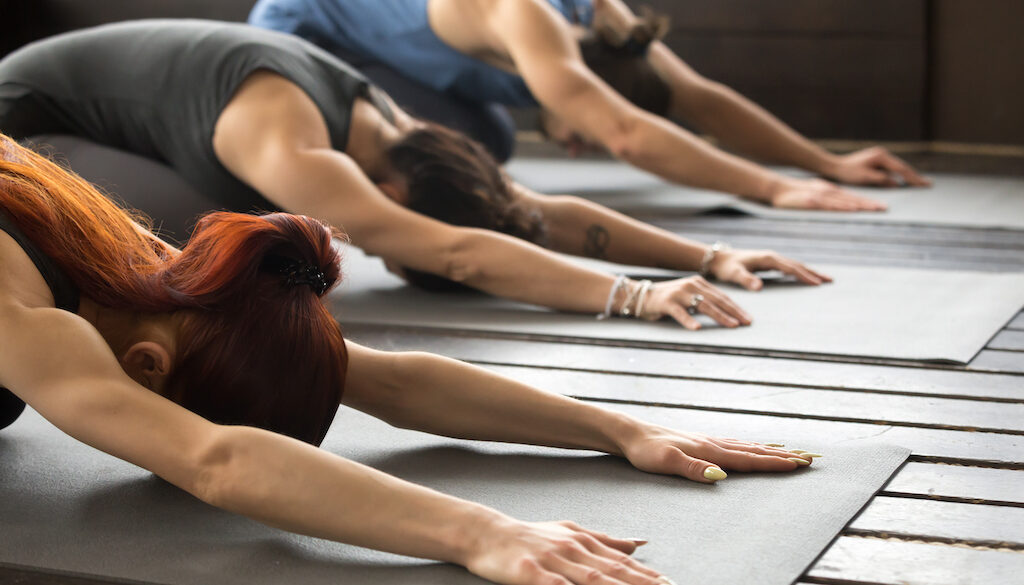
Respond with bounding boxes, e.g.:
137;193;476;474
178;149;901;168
687;293;704;315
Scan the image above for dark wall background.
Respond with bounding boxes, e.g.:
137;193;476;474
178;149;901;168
631;0;1023;145
3;0;1021;145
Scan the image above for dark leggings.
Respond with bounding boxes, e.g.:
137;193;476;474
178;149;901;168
0;389;25;431
325;46;518;163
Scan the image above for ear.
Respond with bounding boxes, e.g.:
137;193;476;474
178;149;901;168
121;341;174;392
376;181;408;206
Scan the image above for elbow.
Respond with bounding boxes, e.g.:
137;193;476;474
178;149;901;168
602;113;645;162
187;428;245;510
441;229;492;284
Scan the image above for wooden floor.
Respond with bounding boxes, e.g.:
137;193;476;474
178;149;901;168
4;210;1023;584
342;212;1024;585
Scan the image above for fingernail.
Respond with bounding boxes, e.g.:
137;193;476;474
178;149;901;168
789;449;807;454
765;443;785;447
703;467;728;481
801;453;824;458
788;457;811;467
659;578;679;585
627;538;649;546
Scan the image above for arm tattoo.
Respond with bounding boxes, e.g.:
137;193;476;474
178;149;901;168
583;224;611;259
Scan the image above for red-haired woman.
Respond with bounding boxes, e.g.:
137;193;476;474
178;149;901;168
0;134;811;585
250;0;929;205
1;20;832;332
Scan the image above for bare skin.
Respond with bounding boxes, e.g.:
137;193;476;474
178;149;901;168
427;0;930;210
213;71;830;331
0;227;813;585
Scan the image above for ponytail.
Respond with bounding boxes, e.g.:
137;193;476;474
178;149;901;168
0;135;347;445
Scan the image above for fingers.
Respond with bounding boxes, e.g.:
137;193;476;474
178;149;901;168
660;446;722;484
667;303;701;331
539;533;665;585
765;256;828;286
876;150;931;187
818;188;887;212
694;281;752;324
730;264;764;291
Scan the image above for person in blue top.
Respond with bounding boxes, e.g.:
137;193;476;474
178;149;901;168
250;0;931;212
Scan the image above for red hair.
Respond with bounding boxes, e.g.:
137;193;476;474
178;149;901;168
0;134;346;445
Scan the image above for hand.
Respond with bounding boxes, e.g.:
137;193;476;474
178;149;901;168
769;177;887;211
642;276;752;330
466;518;672;585
619;423;817;484
825;146;931;188
710;248;833;291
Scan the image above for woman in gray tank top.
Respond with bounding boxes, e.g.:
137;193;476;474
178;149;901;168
1;134;814;585
0;19;833;332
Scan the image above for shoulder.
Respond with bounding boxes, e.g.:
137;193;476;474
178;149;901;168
0;229;56;311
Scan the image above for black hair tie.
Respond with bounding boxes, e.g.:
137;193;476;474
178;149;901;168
263;255;330;295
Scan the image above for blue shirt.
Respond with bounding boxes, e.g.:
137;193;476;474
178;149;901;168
249;0;594;107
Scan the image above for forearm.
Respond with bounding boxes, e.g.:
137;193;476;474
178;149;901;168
650;43;838;175
207;425;503;565
351;351;640;454
543;195;708;270
447;229;619;312
614;110;782;203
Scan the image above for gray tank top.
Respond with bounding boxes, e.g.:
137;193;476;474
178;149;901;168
0;19;391;213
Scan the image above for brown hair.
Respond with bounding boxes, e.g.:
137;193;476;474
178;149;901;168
580;9;672;116
0;134;347;446
386;123;546;291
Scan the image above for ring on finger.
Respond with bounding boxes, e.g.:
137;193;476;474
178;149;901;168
687;293;704;315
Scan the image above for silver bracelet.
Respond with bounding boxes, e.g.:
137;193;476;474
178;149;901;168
598;275;627;320
620;279;643;317
633;279;653;320
700;241;730;277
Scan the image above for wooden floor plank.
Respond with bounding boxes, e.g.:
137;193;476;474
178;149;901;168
883;463;1024;504
971;350;1024;373
346;327;1024;401
989;330;1024;351
583;403;1023;465
481;364;1024;434
850;496;1024;546
807;537;1024;584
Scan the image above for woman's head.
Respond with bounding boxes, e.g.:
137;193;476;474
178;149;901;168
0;135;347;446
382;123;546;290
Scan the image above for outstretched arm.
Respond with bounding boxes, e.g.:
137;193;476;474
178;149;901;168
489;0;888;210
512;182;830;292
594;0;929;188
343;341;814;483
0;301;667;585
213;70;749;327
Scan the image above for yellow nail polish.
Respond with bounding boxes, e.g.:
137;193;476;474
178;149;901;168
703;467;728;481
802;453;824;458
788;457;811;467
765;443;785;447
789;449;807;454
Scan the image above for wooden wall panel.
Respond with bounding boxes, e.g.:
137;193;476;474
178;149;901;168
931;0;1024;145
627;0;928;140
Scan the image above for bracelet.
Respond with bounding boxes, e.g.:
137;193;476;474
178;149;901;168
700;241;730;277
634;279;653;320
619;279;643;317
598;275;627;320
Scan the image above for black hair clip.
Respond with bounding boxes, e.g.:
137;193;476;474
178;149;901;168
263;255;330;295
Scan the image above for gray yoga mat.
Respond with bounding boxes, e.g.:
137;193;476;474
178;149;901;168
506;158;1024;230
0;407;908;585
332;248;1024;364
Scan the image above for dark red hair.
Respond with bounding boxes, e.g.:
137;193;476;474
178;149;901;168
0;134;346;445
